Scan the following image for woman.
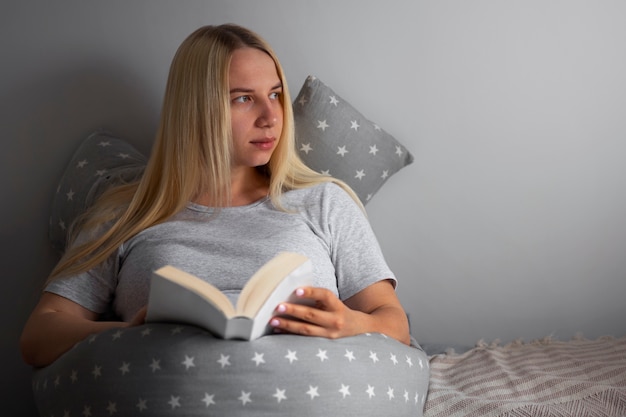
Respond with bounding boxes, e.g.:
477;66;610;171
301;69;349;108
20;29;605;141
20;24;411;368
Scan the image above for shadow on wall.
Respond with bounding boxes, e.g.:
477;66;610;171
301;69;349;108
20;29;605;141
3;62;157;417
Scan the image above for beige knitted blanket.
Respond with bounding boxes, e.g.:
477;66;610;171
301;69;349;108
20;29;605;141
425;335;626;417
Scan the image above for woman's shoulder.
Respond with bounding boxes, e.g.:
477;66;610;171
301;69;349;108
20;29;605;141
282;181;362;217
285;181;351;202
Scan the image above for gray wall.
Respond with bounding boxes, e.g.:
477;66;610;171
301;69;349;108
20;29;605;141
3;1;625;414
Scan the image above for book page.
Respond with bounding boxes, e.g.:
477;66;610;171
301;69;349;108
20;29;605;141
152;265;237;318
237;252;310;317
246;260;314;340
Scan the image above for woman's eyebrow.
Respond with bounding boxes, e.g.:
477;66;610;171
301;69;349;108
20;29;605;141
229;82;283;94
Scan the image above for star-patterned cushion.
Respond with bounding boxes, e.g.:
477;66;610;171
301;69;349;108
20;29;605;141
293;76;414;204
49;130;146;251
32;324;430;416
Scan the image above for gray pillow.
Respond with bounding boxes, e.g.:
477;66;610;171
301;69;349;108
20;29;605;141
49;130;146;251
293;76;414;204
32;324;430;416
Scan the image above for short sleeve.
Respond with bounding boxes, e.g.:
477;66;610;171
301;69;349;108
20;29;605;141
45;240;120;315
313;183;396;300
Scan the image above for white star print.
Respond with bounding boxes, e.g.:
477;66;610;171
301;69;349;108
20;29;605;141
111;330;123;340
406;355;414;367
70;370;78;383
149;359;161;373
66;189;75;201
168;396;181;409
366;193;373;201
106;401;117;415
118;152;131;159
320;169;331;176
182;355;195;370
395;146;404;157
273;388;287;403
350;120;360;131
317;120;329;131
337;146;348;156
141;327;152;337
202;393;216;407
59;219;66;231
119;362;130;375
316;349;329;362
76;159;88;168
238;391;252;406
329;96;339;106
300;143;313;154
136;398;148;411
251;352;265;366
95;169;107;177
285;350;298;364
381;170;389;179
306;385;320;400
298;95;308;106
98;141;111;147
170;326;183;335
369;145;379;155
217;354;231;368
373;124;382;131
355;169;365;180
39;328;428;413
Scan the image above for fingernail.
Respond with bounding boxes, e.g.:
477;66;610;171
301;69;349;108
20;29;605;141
295;288;305;297
270;319;280;327
277;304;287;313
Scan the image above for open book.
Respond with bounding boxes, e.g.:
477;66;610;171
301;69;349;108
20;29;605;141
145;252;314;340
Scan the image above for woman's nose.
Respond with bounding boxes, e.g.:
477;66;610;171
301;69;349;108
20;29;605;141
256;100;280;127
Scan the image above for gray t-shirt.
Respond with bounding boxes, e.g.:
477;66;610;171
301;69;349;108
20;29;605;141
46;183;395;321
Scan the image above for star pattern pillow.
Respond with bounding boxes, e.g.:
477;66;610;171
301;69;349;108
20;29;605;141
49;130;146;251
293;76;414;204
32;324;430;416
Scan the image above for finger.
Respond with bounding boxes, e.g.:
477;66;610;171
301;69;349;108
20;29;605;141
275;302;335;328
270;313;335;338
292;286;342;311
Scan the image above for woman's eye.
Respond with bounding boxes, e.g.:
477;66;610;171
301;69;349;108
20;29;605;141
233;96;251;104
270;92;281;100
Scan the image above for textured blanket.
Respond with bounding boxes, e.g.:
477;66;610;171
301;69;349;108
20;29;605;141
424;335;626;417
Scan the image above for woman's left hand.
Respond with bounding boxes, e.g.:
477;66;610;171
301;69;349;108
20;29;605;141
270;287;362;339
269;281;411;345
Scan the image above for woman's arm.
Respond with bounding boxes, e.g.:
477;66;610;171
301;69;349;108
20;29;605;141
270;280;411;345
20;293;141;367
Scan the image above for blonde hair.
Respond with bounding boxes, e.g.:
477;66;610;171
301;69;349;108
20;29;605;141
48;24;361;283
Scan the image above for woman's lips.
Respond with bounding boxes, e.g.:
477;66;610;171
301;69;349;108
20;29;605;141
251;138;275;150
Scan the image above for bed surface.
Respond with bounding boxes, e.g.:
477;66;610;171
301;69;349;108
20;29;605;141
424;335;626;417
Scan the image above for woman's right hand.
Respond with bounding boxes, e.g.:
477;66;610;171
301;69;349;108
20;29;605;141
129;306;148;326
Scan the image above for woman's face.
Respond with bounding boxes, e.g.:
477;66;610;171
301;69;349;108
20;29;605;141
228;47;283;172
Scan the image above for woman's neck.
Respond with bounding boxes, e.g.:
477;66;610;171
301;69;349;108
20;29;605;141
194;168;269;207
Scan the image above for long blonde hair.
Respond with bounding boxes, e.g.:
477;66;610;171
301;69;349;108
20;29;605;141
48;24;361;283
